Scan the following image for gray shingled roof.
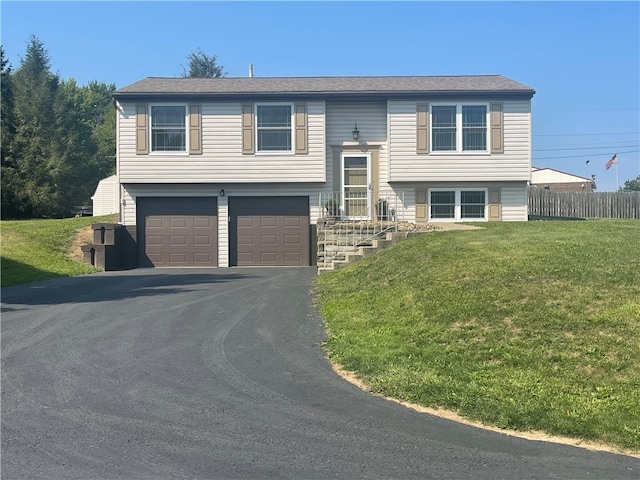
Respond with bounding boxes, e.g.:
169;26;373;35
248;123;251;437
114;75;535;97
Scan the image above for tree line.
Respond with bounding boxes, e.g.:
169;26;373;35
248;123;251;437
1;36;117;219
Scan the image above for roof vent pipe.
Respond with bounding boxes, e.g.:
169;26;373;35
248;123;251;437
249;64;253;78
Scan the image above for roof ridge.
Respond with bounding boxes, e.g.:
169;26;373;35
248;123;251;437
141;74;507;80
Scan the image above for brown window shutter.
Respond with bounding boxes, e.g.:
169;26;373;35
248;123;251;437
416;104;430;154
188;104;202;155
295;103;308;154
241;104;254;154
488;188;502;221
135;104;149;155
490;103;504;154
415;190;428;222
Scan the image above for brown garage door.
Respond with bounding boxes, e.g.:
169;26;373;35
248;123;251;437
136;197;217;267
229;196;310;266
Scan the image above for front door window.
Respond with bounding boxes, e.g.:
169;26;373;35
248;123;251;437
343;155;370;219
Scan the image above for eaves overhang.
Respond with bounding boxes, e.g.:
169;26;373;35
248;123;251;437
112;90;535;102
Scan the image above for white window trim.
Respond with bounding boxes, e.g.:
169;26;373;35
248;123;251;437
428;188;488;222
149;103;189;155
429;103;490;154
255;102;295;155
341;153;372;220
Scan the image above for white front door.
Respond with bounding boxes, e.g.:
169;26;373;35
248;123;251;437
342;154;371;219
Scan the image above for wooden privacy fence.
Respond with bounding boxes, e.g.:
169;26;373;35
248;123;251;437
528;187;640;219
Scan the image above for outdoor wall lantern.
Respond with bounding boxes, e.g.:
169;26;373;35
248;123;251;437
219;188;225;197
352;123;360;141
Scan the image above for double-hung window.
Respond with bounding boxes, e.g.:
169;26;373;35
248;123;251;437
256;104;293;152
431;104;488;152
429;189;487;221
151;105;187;152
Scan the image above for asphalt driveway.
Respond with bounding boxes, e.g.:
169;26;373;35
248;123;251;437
2;268;638;479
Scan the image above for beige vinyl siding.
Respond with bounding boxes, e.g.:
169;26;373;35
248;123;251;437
217;196;229;267
388;99;531;182
326;102;387;145
325;101;389;192
501;183;528;221
118;102;325;183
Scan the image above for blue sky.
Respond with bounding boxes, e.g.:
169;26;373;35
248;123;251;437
2;1;639;192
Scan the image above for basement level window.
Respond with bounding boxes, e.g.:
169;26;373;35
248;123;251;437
429;189;487;221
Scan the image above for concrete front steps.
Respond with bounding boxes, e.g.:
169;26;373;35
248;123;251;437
317;231;410;274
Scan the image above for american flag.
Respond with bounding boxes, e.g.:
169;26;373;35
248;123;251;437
605;153;618;170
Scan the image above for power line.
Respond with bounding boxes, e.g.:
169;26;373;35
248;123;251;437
533;132;639;137
533;144;639;152
533;149;639;161
533;139;639;148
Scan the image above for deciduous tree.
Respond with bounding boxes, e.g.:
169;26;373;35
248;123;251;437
620;175;640;192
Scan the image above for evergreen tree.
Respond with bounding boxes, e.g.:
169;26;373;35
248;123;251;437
9;35;62;217
0;46;22;218
182;49;226;78
1;36;117;218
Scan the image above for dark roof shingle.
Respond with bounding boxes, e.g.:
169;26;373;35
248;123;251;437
114;75;535;98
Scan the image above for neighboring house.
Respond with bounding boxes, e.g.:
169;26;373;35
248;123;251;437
91;175;120;216
112;75;535;268
531;167;596;192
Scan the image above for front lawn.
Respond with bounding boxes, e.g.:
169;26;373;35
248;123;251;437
1;215;116;287
315;220;640;453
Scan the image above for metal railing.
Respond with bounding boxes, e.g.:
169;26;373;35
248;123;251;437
317;192;404;269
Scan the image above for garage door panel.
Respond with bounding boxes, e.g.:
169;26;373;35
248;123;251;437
194;253;213;264
238;217;255;228
229;196;309;267
284;217;302;227
146;235;163;246
170;236;188;247
137;197;218;267
170;218;188;228
238;252;255;263
194;217;213;228
285;252;302;263
193;235;212;246
261;235;278;245
284;234;302;245
170;253;188;264
238;235;255;245
260;217;278;228
260;253;278;263
147;218;163;228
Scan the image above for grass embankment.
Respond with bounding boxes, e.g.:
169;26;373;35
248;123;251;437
316;220;640;453
1;215;117;287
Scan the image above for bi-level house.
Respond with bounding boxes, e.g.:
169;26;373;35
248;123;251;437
110;75;535;268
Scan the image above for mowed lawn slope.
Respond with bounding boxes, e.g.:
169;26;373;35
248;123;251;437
316;220;640;452
1;215;116;287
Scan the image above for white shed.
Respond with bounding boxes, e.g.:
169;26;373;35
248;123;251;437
531;167;596;192
91;175;119;216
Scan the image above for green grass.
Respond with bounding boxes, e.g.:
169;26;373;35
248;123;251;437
316;220;640;452
1;215;117;287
